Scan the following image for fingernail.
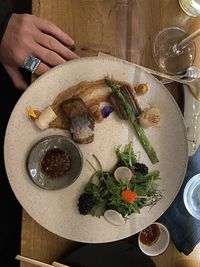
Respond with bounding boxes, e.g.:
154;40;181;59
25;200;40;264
70;39;75;46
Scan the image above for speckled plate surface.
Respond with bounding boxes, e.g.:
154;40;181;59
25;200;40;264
4;56;188;243
27;135;83;190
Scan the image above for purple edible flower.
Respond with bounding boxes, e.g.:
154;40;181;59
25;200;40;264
101;106;114;118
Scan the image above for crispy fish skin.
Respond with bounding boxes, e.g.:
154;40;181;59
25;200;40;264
61;97;95;144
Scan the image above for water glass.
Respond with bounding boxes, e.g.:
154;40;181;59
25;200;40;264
179;0;200;17
183;173;200;220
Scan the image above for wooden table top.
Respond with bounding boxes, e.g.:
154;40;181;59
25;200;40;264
20;1;200;266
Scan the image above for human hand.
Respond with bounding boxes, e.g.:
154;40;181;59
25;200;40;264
0;13;79;89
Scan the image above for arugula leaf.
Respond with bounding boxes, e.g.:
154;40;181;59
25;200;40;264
133;184;147;196
116;142;137;168
103;174;117;193
90;201;107;218
85;183;99;195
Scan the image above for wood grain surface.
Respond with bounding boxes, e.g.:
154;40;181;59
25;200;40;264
20;1;200;267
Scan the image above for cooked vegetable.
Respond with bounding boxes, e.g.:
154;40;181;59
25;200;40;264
105;79;159;164
34;106;57;130
136;83;149;95
109;92;128;120
120;85;141;116
125;85;143;114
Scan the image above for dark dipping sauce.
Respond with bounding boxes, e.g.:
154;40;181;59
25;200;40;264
139;224;160;246
41;148;71;178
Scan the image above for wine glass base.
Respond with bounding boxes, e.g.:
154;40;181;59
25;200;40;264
153;27;196;75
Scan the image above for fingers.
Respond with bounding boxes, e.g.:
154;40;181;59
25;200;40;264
34;62;50;76
36;32;79;60
4;65;28;90
1;13;79;81
4;61;50;87
34;16;75;47
34;45;66;66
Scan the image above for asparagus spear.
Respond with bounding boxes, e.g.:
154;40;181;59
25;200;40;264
105;79;159;164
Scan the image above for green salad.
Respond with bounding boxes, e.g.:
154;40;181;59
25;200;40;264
78;142;162;219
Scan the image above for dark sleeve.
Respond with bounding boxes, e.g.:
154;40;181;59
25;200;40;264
61;241;156;267
0;0;15;44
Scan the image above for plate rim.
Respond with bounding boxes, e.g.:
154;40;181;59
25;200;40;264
3;56;189;242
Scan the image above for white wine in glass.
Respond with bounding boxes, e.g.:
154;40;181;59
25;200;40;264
153;27;196;75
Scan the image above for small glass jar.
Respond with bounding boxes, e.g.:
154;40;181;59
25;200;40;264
179;0;200;17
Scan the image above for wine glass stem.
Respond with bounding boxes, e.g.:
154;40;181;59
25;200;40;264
173;28;200;54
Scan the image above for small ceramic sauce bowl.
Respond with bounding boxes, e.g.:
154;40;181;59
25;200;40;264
26;135;83;190
138;222;170;256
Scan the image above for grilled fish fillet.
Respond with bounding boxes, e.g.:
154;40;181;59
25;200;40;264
61;97;95;144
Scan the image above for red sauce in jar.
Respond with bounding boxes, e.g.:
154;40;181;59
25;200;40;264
139;223;160;246
41;148;71;178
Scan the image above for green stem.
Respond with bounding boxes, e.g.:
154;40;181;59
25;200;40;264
105;79;159;164
92;154;103;171
86;159;97;172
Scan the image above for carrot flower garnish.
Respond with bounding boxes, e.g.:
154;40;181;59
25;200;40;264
121;189;137;204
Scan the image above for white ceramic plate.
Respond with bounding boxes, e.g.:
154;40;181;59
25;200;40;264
4;56;188;243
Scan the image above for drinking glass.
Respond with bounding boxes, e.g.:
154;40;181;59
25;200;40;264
183;173;200;220
179;0;200;17
153;27;196;75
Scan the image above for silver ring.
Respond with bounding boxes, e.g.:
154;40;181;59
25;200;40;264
22;55;41;73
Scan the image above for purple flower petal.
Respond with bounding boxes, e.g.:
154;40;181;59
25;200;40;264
101;106;114;118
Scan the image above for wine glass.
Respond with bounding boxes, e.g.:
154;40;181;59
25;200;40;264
153;27;196;75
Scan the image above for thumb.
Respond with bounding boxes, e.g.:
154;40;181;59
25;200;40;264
4;65;28;90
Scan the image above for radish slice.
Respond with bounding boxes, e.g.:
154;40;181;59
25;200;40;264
34;106;57;130
104;209;125;226
114;166;133;183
